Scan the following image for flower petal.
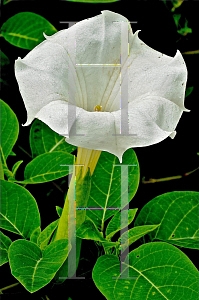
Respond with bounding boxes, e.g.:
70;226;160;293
128;31;188;110
14;10;189;163
34;94;185;163
15;10;131;121
15;41;71;125
66;95;185;162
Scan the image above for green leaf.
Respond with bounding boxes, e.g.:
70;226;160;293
15;151;74;184
177;19;192;36
53;237;81;283
11;160;23;177
2;164;13;179
173;14;181;27
185;86;194;98
135;191;199;249
1;12;57;50
0;51;10;86
101;241;120;254
86;149;139;231
0;180;40;238
105;208;138;240
120;224;160;253
92;242;199;300
1;51;10;66
56;206;63;217
3;0;13;4
76;218;107;242
0;231;12;266
30;227;41;244
8;239;71;293
10;151;16;156
1;100;19;160
171;0;184;12
37;220;59;250
30;119;77;158
65;0;119;2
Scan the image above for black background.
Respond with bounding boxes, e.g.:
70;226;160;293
1;0;199;299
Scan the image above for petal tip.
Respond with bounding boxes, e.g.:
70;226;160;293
184;107;190;112
15;57;23;66
43;32;48;39
169;131;176;139
22;122;29;127
22;117;34;127
134;30;141;37
118;154;123;164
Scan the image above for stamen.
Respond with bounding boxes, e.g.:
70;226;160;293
94;105;102;112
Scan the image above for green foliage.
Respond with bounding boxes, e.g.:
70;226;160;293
1;99;19;160
135;191;199;249
105;208;137;240
0;180;40;238
76;217;107;242
65;0;119;2
56;206;63;217
185;86;194;98
75;210;159;256
0;51;10;66
29;119;76;158
92;242;199;300
30;227;41;244
86;149;139;231
37;220;59;250
8;239;71;293
1;12;57;50
177;19;192;36
119;224;159;252
53;237;82;284
170;3;192;37
53;169;92;282
16;151;74;184
173;14;181;27
0;51;10;86
0;231;12;266
171;0;184;12
11;160;23;177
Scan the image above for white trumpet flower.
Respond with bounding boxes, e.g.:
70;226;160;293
15;10;188;169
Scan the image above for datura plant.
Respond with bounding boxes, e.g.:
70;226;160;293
1;10;198;299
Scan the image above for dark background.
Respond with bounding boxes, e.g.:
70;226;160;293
1;0;198;299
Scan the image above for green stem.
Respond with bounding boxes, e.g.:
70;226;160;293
142;166;199;184
18;145;32;158
0;146;5;180
3;0;13;4
0;145;8;168
182;50;199;55
0;282;19;293
54;166;91;242
54;171;75;241
1;157;4;180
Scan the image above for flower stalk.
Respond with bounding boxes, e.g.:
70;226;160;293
54;147;101;242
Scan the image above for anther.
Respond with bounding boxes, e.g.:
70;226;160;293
94;105;102;111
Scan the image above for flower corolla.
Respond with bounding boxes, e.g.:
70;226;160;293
15;10;188;163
